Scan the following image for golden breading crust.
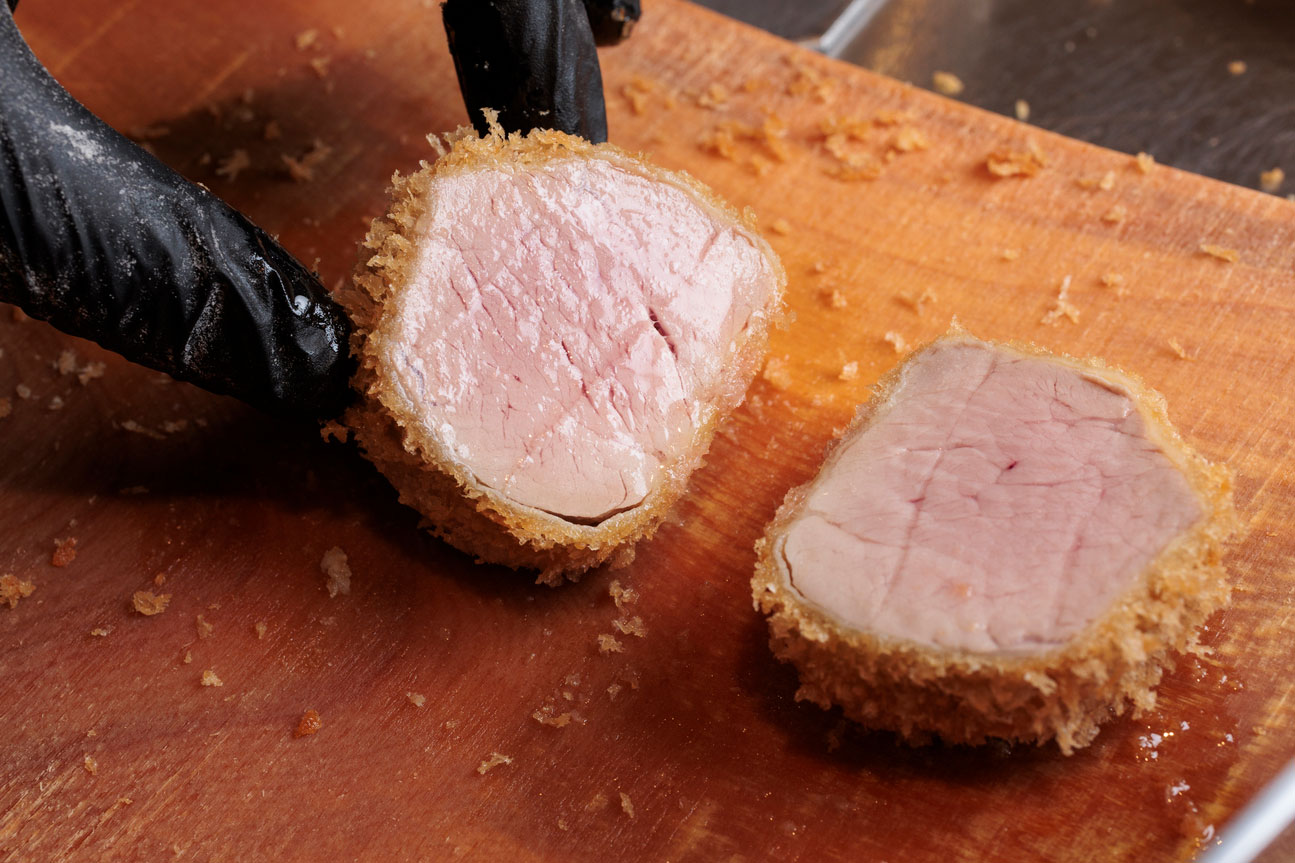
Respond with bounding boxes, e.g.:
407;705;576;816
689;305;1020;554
752;331;1235;754
340;117;785;585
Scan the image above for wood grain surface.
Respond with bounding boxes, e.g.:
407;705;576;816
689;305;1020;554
3;1;1294;861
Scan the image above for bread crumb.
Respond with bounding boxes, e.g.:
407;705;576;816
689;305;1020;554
89;627;110;637
606;682;623;701
407;692;426;708
295;29;319;50
770;218;791;236
585;792;609;812
697;83;729;109
761;356;792;390
932;71;964;96
822;288;848;308
200;669;223;687
609;579;639;609
476;752;512;775
1001;248;1021;261
890;126;929;153
282;139;333;183
77;362;106;386
1041;275;1080;325
1077;171;1116;191
1135;152;1156;173
883;331;907;353
309;56;331;78
215;149;251;182
986;146;1046;178
1260;167;1285;193
196;614;214;639
1015;99;1030;121
320;546;352;597
254;621;268;639
182;651;192;664
131;590;171;616
1200;244;1240;263
839;361;860;382
1228;60;1247;76
51;537;77;567
294;709;323;737
898;287;937;315
557;818;570;831
1101;204;1129;225
613;616;647;638
1;573;35;609
597;633;625;654
121;420;166;440
83;755;98;775
55;349;78;375
0;398;11;420
1100;272;1129;297
620;792;636;819
15;383;32;400
532;706;572;727
1167;338;1192;360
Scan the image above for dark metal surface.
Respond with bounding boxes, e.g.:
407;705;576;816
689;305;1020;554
696;0;1295;195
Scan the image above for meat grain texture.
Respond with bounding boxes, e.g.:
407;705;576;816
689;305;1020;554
753;332;1235;753
342;119;784;583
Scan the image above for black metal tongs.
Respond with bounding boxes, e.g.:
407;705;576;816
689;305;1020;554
0;0;637;417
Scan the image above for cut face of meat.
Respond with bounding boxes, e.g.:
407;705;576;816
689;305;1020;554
779;340;1204;653
380;155;772;523
343;126;784;581
753;332;1234;753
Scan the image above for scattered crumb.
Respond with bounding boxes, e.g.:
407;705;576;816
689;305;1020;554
196;614;214;639
153;572;166;586
1;573;35;609
1001;248;1021;261
131;590;171;616
89;627;110;637
55;349;78;375
320;546;352;597
613;616;647;638
294;709;323;737
1100;272;1129;297
898;286;937;315
585;792;609;812
295;28;319;50
1228;60;1247;76
769;218;791;236
1260;168;1285;193
200;670;223;687
986;145;1046;178
0;398;10;419
609;579;639;610
811;260;830;274
883;331;907;353
83;755;98;775
1135;152;1156;173
182;651;192;664
824;288;848;309
309;56;331;78
120;420;166;441
254;621;268;639
597;633;625;654
1101;204;1129;225
532;707;573;728
15;384;32;400
1200;244;1240;263
558;818;570;831
1041;275;1080;325
51;537;77;567
476;752;512;775
1014;99;1030;122
606;682;623;701
839;361;859;382
761;356;792;390
1167;338;1192;360
1077;171;1116;191
620;792;636;819
932;71;964;96
263;121;282;141
406;692;426;708
282;139;333;183
215;149;251;182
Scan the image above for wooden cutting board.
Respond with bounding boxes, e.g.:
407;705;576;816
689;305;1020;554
3;1;1294;860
